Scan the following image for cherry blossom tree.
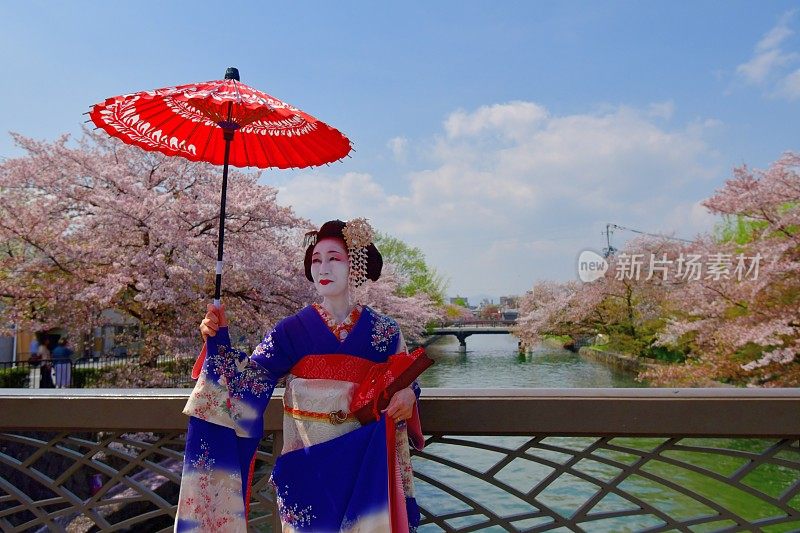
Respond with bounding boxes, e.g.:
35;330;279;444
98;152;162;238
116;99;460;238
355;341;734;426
0;132;441;367
644;153;800;386
516;153;800;386
353;265;439;345
514;280;583;348
515;246;677;355
443;303;474;322
0;132;314;363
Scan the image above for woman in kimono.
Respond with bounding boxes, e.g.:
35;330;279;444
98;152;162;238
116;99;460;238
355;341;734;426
175;219;425;532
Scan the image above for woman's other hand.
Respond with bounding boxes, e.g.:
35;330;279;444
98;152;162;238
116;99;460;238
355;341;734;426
384;387;416;422
200;303;228;341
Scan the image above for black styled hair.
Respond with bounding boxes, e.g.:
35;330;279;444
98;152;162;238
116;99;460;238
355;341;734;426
303;220;383;284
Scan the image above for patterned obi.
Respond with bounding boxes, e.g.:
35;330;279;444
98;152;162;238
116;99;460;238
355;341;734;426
280;353;377;453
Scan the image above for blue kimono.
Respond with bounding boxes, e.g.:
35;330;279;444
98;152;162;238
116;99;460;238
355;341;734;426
175;305;422;532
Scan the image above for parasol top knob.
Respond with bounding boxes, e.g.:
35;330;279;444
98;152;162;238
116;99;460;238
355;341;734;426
224;67;240;81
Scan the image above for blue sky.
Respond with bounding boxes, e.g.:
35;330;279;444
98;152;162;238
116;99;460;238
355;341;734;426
2;2;799;299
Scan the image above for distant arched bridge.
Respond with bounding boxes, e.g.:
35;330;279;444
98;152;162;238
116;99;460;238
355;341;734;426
424;319;517;350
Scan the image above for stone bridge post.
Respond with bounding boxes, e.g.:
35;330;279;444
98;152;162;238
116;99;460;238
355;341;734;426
455;332;470;351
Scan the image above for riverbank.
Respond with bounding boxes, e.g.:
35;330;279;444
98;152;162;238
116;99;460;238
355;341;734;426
577;346;663;375
539;335;571;350
578;346;736;387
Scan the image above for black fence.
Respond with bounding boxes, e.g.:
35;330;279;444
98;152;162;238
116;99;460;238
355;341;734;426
0;354;194;389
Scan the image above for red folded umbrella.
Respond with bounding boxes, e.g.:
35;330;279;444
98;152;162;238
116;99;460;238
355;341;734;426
89;67;352;305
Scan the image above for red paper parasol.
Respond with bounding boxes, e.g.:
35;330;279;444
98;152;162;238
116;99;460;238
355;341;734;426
89;67;352;305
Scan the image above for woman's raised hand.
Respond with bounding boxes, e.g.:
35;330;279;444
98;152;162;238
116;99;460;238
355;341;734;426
199;303;228;341
384;387;416;422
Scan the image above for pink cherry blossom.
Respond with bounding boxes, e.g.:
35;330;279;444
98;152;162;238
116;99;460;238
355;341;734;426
0;132;436;366
515;153;800;386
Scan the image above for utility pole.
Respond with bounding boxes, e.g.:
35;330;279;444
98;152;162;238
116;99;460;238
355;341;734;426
603;223;694;257
602;223;618;257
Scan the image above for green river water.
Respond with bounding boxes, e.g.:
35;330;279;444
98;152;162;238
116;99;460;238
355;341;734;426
417;334;643;389
409;334;800;532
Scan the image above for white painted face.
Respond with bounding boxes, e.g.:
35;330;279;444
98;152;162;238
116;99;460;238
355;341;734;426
310;238;350;298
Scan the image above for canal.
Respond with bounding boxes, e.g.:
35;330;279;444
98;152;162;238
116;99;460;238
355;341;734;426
411;334;799;532
418;334;645;389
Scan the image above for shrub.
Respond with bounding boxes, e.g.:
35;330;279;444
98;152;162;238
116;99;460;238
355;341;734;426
73;368;104;388
0;367;29;388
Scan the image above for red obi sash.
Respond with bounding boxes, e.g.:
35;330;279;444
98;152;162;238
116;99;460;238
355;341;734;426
290;354;376;384
291;351;433;426
349;348;433;424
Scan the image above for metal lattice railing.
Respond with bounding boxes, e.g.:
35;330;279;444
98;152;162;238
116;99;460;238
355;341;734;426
0;430;281;532
0;388;797;532
414;435;800;532
0;430;186;531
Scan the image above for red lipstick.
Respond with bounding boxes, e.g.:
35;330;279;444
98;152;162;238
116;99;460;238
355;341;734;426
319;279;332;285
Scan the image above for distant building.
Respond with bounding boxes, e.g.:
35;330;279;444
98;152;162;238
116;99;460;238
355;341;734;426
502;309;519;321
499;295;520;309
0;331;13;363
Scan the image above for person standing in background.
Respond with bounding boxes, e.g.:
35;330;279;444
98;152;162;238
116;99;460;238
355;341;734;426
29;335;40;360
52;338;73;389
29;337;50;388
39;357;55;388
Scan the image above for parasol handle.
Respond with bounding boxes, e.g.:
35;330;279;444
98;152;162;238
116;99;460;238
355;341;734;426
213;107;235;305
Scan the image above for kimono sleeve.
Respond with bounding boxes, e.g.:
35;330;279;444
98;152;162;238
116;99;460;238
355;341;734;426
183;325;292;439
391;322;426;450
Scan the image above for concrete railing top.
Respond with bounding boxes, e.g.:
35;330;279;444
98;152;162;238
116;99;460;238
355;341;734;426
1;388;799;437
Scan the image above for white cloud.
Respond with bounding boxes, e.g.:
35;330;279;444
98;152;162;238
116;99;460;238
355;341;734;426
444;101;548;140
757;11;796;52
737;48;794;85
275;171;401;223
647;101;675;120
735;10;800;98
663;200;719;239
387;136;408;162
272;101;723;296
778;68;800;99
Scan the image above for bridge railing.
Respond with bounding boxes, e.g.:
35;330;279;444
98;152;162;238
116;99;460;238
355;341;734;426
0;388;798;532
435;319;517;327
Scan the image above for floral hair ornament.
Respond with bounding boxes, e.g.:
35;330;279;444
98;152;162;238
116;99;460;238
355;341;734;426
302;230;319;249
342;217;375;288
